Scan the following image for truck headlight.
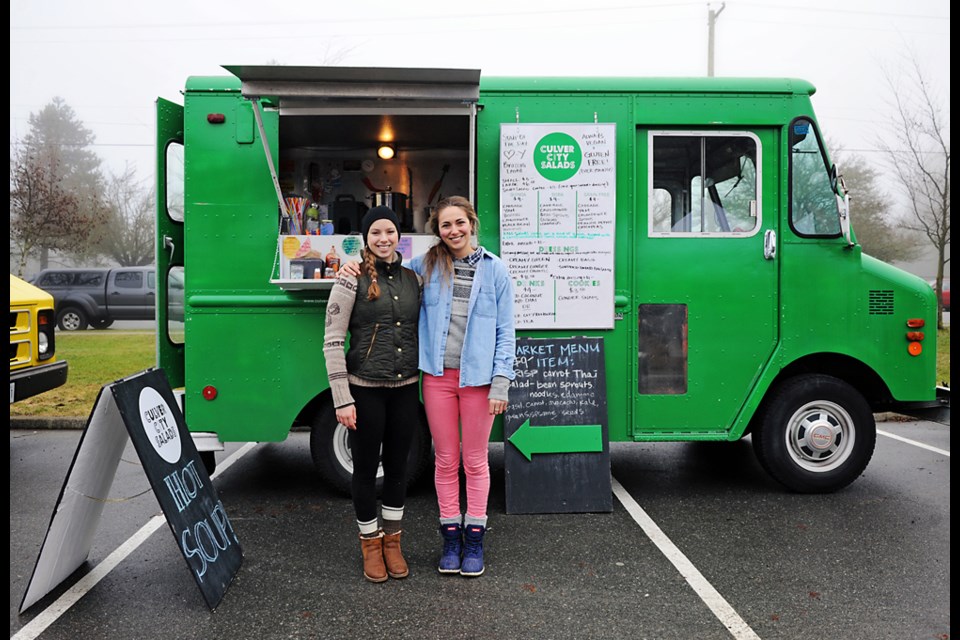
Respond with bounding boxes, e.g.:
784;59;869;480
38;332;50;355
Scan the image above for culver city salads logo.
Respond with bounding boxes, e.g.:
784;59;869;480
534;132;582;182
139;387;181;463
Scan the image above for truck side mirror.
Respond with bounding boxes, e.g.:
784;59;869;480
831;165;854;247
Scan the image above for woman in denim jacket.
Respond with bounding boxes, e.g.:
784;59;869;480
409;196;516;578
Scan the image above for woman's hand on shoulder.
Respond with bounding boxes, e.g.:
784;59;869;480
341;260;362;277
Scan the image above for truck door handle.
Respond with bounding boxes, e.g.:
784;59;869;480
163;235;176;263
763;229;777;260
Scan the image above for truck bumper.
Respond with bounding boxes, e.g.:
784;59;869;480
881;386;951;426
9;360;69;403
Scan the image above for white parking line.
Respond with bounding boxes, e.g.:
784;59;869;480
611;476;761;640
12;443;259;640
878;429;950;457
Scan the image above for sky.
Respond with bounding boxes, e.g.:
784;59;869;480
10;0;950;209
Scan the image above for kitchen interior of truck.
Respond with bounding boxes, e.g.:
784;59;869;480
225;65;479;238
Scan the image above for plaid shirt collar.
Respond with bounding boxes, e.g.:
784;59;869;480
454;246;483;267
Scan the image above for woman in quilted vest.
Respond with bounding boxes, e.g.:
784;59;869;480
322;206;422;583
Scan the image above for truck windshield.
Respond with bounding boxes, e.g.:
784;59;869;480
789;118;841;237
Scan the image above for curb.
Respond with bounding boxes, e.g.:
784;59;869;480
10;416;88;430
11;414;908;431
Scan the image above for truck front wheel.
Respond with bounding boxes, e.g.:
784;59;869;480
57;307;88;331
309;399;431;497
753;374;876;493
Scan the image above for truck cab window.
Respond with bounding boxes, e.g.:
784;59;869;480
789;118;840;237
650;132;759;236
115;272;143;288
76;272;103;286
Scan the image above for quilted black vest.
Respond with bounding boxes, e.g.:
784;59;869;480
346;257;421;381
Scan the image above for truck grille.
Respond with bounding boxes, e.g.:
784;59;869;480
9;308;32;368
868;290;894;315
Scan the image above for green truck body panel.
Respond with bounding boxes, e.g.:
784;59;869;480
158;70;939;452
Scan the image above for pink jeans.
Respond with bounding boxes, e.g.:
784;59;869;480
422;369;494;520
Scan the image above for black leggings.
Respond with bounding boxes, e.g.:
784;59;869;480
348;383;420;523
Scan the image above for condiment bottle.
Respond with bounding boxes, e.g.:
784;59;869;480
313;268;322;280
325;246;340;275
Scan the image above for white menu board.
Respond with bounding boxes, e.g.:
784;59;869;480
500;123;616;329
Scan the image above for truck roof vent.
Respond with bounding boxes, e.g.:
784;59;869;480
868;289;894;315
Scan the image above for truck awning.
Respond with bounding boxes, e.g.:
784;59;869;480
222;65;481;110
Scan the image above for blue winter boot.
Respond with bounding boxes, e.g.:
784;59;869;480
438;523;462;574
460;524;486;577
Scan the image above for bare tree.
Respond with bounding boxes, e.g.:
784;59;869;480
835;150;920;264
877;54;950;329
94;165;156;266
10;142;84;277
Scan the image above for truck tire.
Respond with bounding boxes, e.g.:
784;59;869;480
57;307;89;331
752;374;876;493
309;399;432;497
92;319;114;330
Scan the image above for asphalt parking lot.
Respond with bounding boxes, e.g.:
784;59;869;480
9;417;949;640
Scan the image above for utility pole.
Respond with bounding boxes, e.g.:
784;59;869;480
707;2;726;77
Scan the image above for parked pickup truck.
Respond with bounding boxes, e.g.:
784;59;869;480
32;266;157;331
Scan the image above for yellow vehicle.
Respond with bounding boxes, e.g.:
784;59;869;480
10;274;68;403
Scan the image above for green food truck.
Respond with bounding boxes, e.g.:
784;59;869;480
155;66;947;495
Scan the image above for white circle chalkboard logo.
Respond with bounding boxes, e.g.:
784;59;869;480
139;387;181;463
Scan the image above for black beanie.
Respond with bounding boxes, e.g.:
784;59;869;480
360;206;401;248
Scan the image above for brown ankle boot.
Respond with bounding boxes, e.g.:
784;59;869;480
382;531;409;579
359;533;387;583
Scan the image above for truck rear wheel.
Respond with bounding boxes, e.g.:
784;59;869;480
309;399;431;497
92;319;114;329
57;307;88;331
753;374;876;493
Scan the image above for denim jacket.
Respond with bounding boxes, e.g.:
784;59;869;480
409;248;516;387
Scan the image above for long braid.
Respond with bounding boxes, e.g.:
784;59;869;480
363;248;380;301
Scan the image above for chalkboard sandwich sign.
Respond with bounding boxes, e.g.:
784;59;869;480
20;368;242;614
504;336;612;514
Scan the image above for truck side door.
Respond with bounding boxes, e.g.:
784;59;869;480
156;97;185;388
633;128;779;435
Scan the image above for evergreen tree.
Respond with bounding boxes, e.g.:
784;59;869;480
12;98;108;269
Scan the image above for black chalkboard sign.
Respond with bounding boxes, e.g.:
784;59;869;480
19;368;242;614
111;368;243;610
504;336;612;514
